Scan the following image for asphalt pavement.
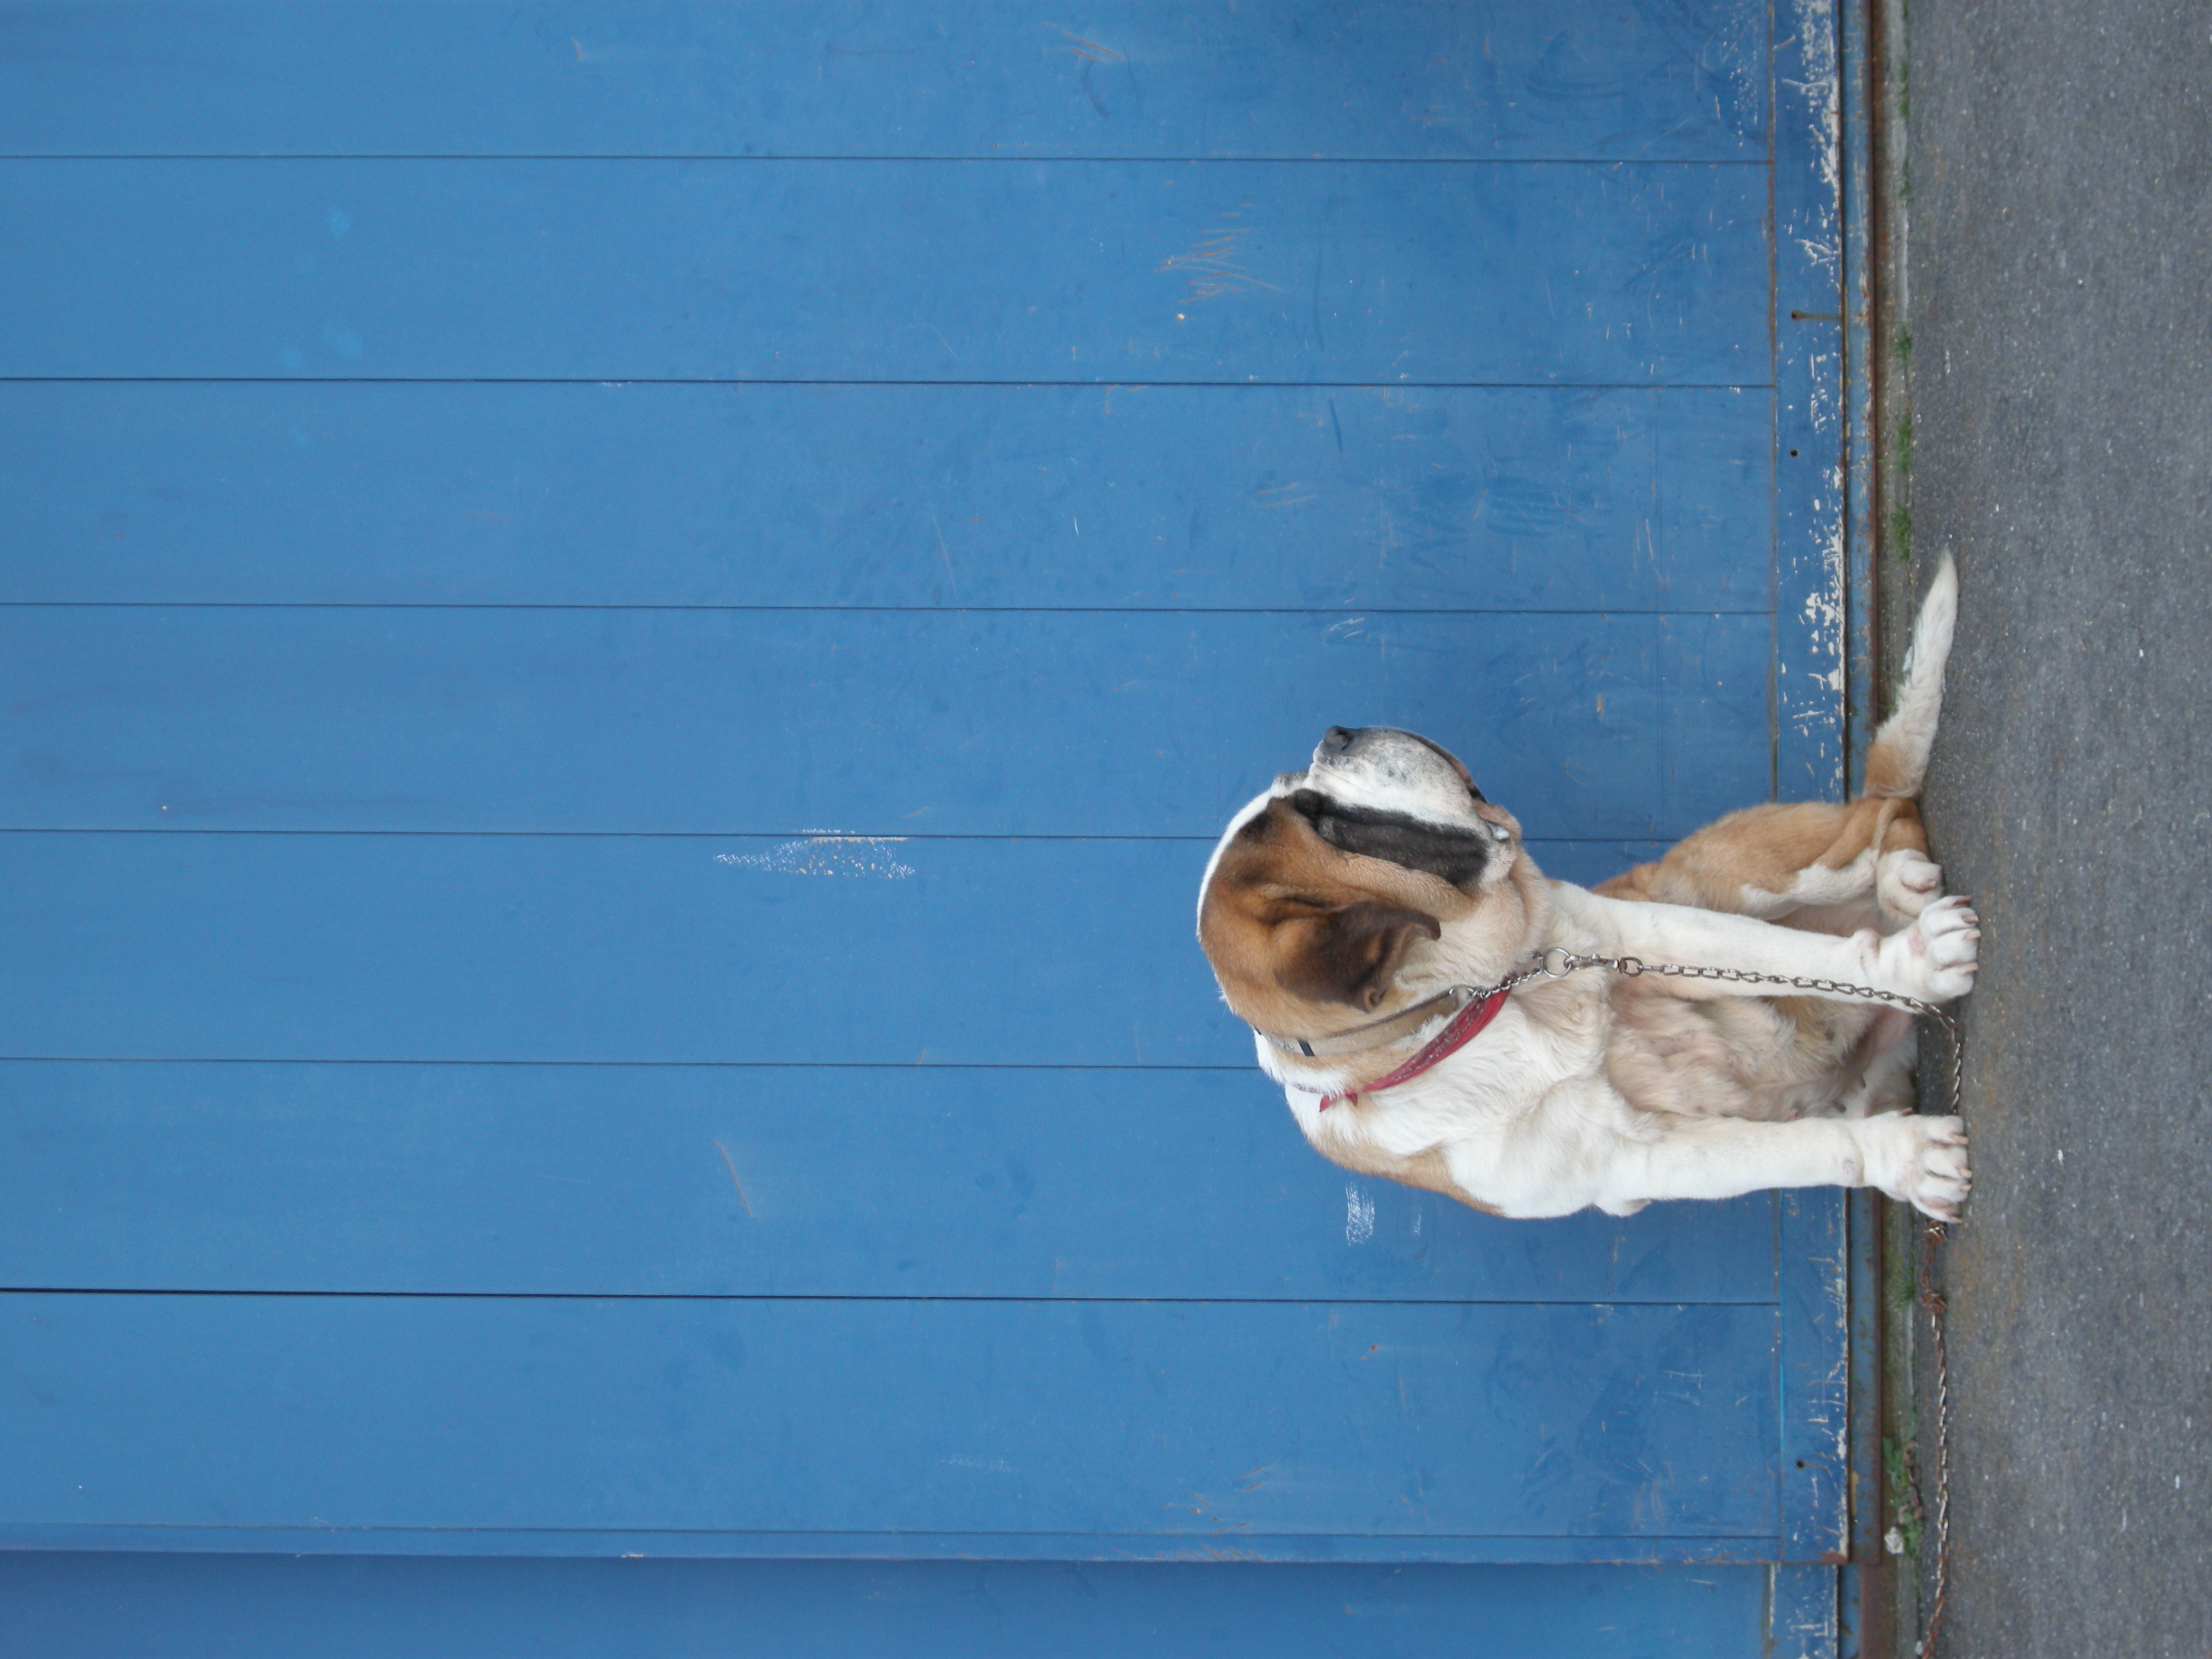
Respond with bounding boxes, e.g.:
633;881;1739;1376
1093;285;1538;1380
1897;1;2212;1651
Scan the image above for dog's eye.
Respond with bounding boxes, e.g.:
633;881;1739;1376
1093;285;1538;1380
1488;822;1511;842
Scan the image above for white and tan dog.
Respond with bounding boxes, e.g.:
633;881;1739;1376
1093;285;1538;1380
1197;559;1973;1220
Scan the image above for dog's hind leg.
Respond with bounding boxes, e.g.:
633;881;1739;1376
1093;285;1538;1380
1597;796;1939;931
1597;556;1959;931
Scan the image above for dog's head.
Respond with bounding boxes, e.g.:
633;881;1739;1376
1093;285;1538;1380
1197;727;1535;1045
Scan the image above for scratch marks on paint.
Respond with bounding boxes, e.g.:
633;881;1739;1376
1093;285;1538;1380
711;1139;754;1219
1804;348;1840;435
1812;1259;1854;1472
1793;453;1849;716
1785;0;1844;293
1790;0;1841;194
1707;1;1766;128
928;510;960;603
1159;212;1282;301
1344;1183;1376;1245
1774;0;1845;777
1055;27;1125;119
1797;233;1842;286
1056;29;1124;65
717;837;916;879
943;1454;1020;1474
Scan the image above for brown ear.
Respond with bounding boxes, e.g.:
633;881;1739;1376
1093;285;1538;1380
1275;902;1441;1011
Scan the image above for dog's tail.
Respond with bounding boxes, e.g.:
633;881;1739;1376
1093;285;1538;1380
1863;553;1958;798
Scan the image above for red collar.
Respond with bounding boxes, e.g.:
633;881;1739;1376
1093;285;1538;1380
1317;985;1512;1112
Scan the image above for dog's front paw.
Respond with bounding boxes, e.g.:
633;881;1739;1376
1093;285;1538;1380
1855;1113;1970;1221
1876;894;1980;1003
1877;849;1945;920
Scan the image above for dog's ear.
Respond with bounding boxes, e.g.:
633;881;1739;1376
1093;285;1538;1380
1274;901;1441;1011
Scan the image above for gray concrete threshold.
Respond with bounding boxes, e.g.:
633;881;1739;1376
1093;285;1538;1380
1873;1;2212;1652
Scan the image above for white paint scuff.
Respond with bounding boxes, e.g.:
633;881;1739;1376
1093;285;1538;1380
1792;0;1842;194
716;837;915;879
1344;1183;1376;1245
942;1455;1019;1474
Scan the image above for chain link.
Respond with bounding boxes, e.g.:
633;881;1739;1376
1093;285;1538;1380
1477;946;1960;1652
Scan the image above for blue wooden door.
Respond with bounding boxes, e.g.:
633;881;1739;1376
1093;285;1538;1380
0;5;1863;1653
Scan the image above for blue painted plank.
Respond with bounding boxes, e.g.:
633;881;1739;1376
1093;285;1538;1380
0;1060;1778;1302
0;609;1773;838
0;1555;1771;1658
0;1293;1780;1542
0;159;1770;384
1771;13;1851;1630
1778;1191;1850;1562
1842;0;1879;799
1771;1563;1841;1659
0;833;1664;1068
1772;0;1848;800
0;1522;1778;1566
0;383;1774;612
0;2;1769;163
1848;1191;1882;1564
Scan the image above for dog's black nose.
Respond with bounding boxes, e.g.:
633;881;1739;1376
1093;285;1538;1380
1319;726;1359;755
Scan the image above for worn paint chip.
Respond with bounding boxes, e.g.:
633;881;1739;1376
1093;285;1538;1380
716;837;915;879
1344;1183;1376;1245
942;1455;1019;1474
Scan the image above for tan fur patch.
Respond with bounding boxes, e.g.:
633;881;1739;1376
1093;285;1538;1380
1198;797;1474;1039
1595;798;1927;918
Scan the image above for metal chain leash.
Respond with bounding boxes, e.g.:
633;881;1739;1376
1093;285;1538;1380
1473;946;1960;1653
1917;1215;1954;1656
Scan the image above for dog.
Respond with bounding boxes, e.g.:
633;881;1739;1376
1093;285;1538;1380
1196;557;1973;1220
